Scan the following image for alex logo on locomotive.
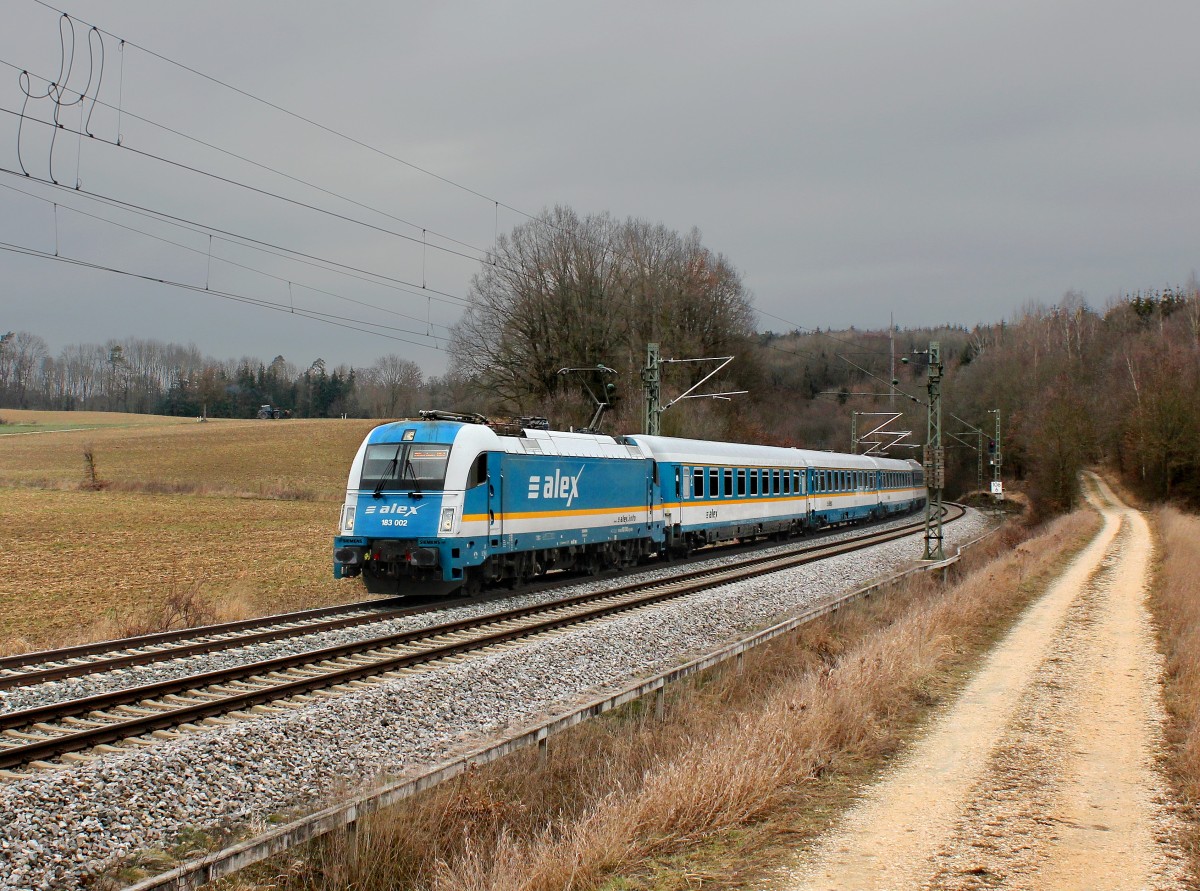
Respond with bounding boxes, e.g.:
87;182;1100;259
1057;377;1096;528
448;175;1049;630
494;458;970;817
362;503;426;516
526;467;585;507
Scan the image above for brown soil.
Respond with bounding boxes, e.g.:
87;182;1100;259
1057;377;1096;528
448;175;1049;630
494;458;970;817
778;474;1189;890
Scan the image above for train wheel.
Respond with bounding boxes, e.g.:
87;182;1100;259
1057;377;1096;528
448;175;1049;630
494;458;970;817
461;569;483;598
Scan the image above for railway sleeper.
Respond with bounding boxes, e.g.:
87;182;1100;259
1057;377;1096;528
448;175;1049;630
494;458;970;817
61;717;108;728
3;729;47;741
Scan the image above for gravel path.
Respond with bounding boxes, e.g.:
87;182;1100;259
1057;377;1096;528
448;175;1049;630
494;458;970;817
779;478;1187;890
0;510;987;891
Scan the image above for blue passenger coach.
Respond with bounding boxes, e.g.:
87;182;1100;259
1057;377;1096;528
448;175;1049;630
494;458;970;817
627;436;923;554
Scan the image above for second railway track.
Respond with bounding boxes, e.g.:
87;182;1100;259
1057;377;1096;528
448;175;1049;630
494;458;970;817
0;506;961;775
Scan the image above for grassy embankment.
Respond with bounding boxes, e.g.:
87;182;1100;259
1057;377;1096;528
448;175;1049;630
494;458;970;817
1151;506;1200;878
0;410;379;653
232;508;1101;891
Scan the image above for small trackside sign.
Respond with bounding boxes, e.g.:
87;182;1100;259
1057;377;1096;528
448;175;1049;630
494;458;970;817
527;468;584;508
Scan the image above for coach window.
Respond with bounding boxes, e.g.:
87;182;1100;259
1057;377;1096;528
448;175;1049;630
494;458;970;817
710;468;719;497
749;469;758;497
737;469;747;497
723;468;733;498
693;467;705;498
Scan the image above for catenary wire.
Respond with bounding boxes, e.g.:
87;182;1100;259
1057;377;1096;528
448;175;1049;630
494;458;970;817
1;103;491;268
26;0;556;234
0;165;473;309
0;57;491;259
0;239;445;351
0;179;455;338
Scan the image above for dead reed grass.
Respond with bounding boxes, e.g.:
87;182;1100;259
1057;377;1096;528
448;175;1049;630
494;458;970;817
241;509;1101;891
1150;506;1200;873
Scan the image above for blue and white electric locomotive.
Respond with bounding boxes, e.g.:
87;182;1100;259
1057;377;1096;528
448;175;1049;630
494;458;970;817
333;411;925;596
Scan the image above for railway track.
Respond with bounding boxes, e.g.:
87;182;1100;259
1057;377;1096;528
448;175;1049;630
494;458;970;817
0;506;961;774
0;513;936;693
0;596;487;692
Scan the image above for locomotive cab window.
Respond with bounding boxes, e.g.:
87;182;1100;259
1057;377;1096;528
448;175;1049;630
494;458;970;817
360;443;450;491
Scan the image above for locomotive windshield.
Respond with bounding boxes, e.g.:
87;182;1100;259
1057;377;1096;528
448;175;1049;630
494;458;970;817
360;443;450;491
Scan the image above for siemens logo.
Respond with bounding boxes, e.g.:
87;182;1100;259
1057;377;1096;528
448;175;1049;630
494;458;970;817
527;468;584;507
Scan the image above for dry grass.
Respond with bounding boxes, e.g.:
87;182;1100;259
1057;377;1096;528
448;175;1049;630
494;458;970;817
0;487;373;654
0;411;387;653
0;410;377;500
0;408;190;430
238;508;1101;891
1149;506;1200;874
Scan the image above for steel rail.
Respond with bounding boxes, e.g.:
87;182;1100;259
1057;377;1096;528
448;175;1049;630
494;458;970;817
0;597;408;673
1;507;960;771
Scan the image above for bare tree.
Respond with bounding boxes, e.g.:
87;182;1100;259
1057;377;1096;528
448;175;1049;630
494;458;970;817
450;206;757;413
362;355;423;418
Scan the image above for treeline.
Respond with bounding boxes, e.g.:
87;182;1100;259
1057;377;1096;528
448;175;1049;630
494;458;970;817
746;288;1200;518
0;332;448;420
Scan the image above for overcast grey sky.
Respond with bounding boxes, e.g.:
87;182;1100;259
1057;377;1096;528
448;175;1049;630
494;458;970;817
1;1;1197;374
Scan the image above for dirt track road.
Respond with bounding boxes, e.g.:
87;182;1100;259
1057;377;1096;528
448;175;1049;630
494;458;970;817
780;475;1188;890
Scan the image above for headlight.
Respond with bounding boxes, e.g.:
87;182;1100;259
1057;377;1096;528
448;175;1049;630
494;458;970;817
439;507;455;533
341;505;356;533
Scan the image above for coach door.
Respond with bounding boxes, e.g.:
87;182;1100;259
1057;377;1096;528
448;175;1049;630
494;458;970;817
487;452;504;542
